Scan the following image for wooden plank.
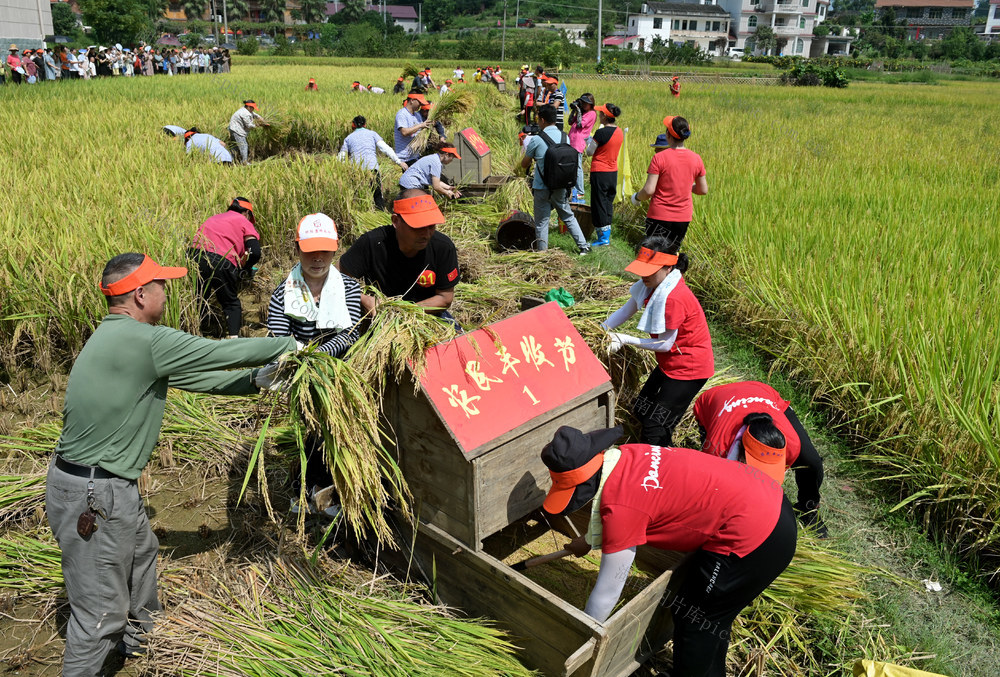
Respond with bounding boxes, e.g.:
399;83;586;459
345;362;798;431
406;521;605;677
473;398;610;543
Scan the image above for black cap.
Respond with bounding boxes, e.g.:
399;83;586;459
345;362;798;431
541;425;624;516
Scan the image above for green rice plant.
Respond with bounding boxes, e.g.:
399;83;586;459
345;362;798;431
271;349;412;545
149;555;537;676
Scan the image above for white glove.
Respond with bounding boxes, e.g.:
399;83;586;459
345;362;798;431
630;192;641;206
608;332;639;354
295;340;306;351
254;362;285;392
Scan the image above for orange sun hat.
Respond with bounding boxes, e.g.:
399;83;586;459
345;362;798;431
393;194;445;228
99;255;187;296
624;247;678;277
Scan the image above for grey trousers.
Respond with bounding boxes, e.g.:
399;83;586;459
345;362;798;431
45;460;160;677
532;187;587;252
229;130;249;163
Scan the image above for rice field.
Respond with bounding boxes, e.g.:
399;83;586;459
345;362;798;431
0;59;998;674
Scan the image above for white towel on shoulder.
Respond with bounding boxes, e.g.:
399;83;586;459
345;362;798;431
282;263;352;330
629;269;682;335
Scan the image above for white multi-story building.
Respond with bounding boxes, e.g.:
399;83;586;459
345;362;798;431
1;0;52;50
620;2;732;55
987;0;1000;38
718;0;851;55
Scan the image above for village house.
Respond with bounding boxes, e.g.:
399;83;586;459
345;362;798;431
873;0;975;40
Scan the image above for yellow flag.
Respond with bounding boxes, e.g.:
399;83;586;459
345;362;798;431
617;127;634;202
852;660;947;677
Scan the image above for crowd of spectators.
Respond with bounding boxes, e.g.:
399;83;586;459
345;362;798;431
2;42;231;84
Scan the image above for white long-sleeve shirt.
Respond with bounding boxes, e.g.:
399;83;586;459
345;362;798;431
186;134;234;163
337;127;401;171
229;107;262;136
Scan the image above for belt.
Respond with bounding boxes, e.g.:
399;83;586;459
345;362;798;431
55;455;119;480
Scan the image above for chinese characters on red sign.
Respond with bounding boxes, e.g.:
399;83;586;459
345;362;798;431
460;127;491;158
420;303;611;453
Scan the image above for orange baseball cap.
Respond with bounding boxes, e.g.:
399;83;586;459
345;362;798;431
243;100;258;110
393;194;445;228
624;247;678;277
742;429;786;484
99;255;187;296
406;92;428;104
540;425;624;515
296;213;339;252
439;145;461;159
596;104;620;118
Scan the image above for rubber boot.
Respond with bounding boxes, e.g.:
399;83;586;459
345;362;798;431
591;226;611;247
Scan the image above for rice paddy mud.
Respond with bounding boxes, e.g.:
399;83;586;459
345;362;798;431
1;59;999;675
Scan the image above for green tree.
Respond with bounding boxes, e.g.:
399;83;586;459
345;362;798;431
140;0;168;22
753;25;777;55
292;0;327;24
78;0;151;44
259;0;287;23
227;0;251;20
51;2;79;35
182;0;206;21
424;0;455;31
332;0;366;23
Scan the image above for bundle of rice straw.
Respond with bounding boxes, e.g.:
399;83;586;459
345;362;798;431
406;89;477;157
271;349;412;545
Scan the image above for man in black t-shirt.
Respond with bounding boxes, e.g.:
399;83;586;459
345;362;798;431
339;188;460;318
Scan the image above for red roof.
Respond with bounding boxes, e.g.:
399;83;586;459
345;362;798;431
325;2;418;19
874;0;973;7
603;36;626;45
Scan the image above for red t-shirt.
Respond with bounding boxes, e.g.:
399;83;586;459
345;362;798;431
191;211;260;268
645;148;705;222
645;278;714;380
693;382;801;467
590;126;623;173
600;445;783;557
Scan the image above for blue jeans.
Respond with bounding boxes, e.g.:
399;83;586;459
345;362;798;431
532;187;587;251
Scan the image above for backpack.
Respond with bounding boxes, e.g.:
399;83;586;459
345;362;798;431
538;130;578;192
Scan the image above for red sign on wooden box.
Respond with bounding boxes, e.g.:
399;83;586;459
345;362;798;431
420;303;611;453
459;127;490;158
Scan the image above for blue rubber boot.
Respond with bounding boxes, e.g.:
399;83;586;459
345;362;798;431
591;226;611;247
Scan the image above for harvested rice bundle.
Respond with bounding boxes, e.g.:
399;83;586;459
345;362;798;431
156;391;259;472
276;349;411;544
0;422;62;459
0;530;63;597
346;291;459;391
406;89;477;157
400;62;420;79
0;473;45;528
150;556;536;677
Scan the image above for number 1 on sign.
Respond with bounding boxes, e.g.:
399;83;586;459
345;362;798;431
523;386;540;406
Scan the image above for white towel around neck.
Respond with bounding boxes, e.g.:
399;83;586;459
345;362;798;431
282;263;352;330
629;269;682;335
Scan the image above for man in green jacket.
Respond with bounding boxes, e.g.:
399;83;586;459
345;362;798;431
45;252;296;676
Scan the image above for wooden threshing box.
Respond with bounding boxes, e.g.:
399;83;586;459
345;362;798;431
447;127;493;185
385;303;685;676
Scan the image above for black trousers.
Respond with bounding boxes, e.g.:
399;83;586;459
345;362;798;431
645;217;689;251
785;408;824;509
589;170;617;229
372;169;387;211
188;249;243;337
634;369;708;446
669;496;798;677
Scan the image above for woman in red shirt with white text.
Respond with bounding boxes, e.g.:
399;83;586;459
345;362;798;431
541;425;797;677
694;380;827;536
603;236;714;446
631;116;707;250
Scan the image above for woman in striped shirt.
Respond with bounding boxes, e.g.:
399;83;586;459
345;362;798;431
267;214;363;516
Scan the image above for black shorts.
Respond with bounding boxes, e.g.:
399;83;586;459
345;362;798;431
644;217;689;251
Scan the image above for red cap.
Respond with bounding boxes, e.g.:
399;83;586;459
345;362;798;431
742;429;786;484
244;100;258;110
624;247;678;277
393;194;445;228
406;92;428;104
296;213;339;252
99;255;187;296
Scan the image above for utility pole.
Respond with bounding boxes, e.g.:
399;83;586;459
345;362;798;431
597;0;603;62
211;0;218;44
515;0;520;30
501;0;508;61
222;0;228;45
